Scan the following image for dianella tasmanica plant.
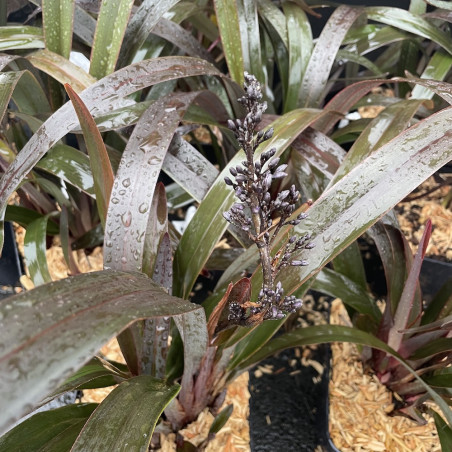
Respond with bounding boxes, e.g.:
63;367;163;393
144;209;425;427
223;73;313;327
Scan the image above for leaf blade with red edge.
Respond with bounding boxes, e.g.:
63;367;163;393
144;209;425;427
0;269;200;434
71;376;179;452
388;220;432;351
65;83;114;228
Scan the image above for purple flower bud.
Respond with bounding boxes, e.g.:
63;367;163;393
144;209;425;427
227;119;236;130
305;242;315;249
223;211;232;222
263;128;274;141
272;171;287;179
291;260;309;266
275;164;288;173
263;172;273;190
235;174;246;183
278;190;289;201
224;177;233;186
297;213;308;220
229;167;237;176
268;157;280;170
289;235;297;244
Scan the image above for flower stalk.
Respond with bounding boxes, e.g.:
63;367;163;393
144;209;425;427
223;72;314;326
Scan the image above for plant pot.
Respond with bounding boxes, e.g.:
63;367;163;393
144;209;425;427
0;222;23;298
248;293;338;451
249;258;452;451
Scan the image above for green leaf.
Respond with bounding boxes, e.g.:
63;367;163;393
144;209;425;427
214;0;244;85
0;26;45;50
0;404;97;452
311;267;380;321
409;337;452;360
89;0;134;79
65;83;114;227
0;70;50;123
72;376;179;452
425;367;452;388
36;144;95;196
23;214;53;286
173;108;326;299
422;276;452;325
0;269;201;434
209;404;233;435
431;409;452;451
237;0;265;90
366;7;452;55
42;0;75;59
43;356;129;405
411;50;452;100
28;49;96;93
5;205;59;234
282;1;312;112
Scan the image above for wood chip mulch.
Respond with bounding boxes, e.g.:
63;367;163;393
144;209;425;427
329;298;441;452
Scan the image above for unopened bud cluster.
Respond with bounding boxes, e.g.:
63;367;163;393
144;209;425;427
223;72;314;324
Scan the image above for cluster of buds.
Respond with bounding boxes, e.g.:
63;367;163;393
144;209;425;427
223;72;314;325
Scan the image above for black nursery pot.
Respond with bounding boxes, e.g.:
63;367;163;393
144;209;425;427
248;259;452;451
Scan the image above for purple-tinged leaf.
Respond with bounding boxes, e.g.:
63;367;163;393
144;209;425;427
65;83;114;228
291;127;345;180
388;220;432;352
152;18;216;64
141;234;173;378
103;91;203;274
409;337;452;361
0;404;97;451
313;79;387;134
142;182;169;278
172;309;209;417
72;376;179;451
299;5;363;108
0;57;222;229
164;134;219;202
117;0;181;68
0;269;200;434
368;221;414;317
